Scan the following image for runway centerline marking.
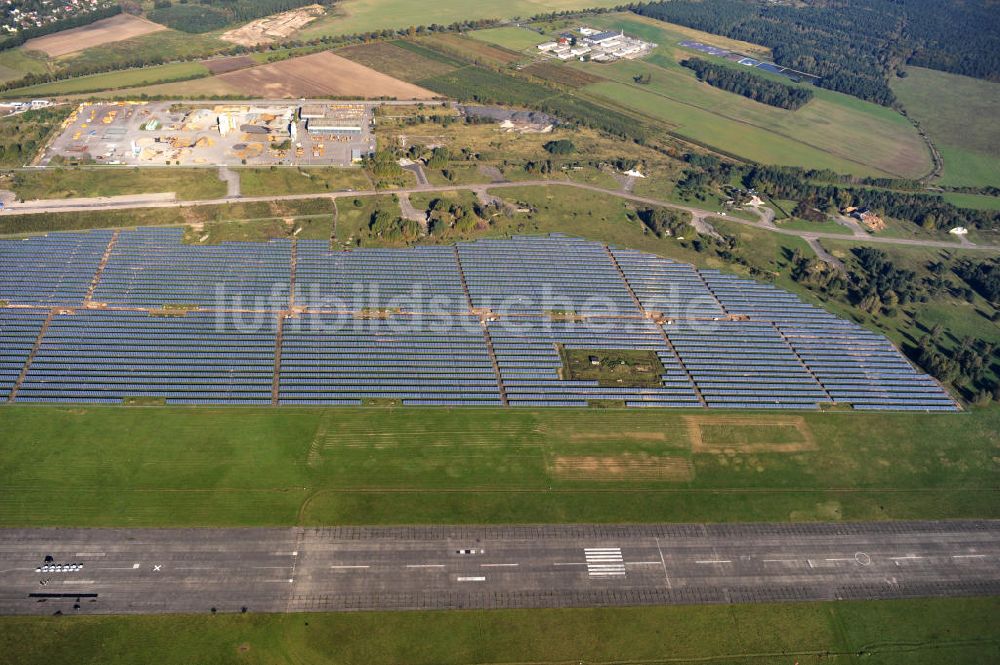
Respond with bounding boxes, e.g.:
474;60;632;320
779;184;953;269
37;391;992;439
456;576;486;582
406;564;445;569
481;563;518;568
952;554;988;559
696;560;732;564
330;565;370;569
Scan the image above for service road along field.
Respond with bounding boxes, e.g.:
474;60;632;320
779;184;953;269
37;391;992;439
216;51;438;99
23;14;167;58
2;521;997;615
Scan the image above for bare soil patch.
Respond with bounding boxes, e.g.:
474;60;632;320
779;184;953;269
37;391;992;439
221;5;325;47
551;454;693;481
685;416;817;454
24;14;166;57
217;51;437;99
202;56;256;75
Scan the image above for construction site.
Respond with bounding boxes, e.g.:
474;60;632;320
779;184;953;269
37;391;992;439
39;101;375;167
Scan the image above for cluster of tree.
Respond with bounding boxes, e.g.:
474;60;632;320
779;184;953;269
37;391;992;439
424;146;450;169
149;0;328;34
849;247;922;312
368;208;420;243
741;165;1000;231
362;151;403;180
954;259;1000;303
0;107;69;168
0;4;120;51
916;334;998;403
543;139;575;155
426;198;499;236
636;207;692;238
680;57;813;110
633;0;1000;105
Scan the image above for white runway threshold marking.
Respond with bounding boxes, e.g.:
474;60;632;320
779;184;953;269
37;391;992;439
585;547;625;578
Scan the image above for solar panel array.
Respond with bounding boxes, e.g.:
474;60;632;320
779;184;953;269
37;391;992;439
458;235;639;316
94;228;290;309
17;310;276;404
280;314;500;405
667;320;829;408
490;317;700;407
296;243;466;312
611;249;725;319
0;231;112;306
0;309;47;400
0;230;958;411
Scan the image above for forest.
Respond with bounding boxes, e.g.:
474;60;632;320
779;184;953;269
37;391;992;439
681;58;814;110
633;0;1000;106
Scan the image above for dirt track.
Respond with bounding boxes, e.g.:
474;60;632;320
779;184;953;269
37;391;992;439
23;14;166;58
218;52;438;99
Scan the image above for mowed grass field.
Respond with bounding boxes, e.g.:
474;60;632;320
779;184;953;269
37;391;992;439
1;597;997;665
892;66;1000;187
477;14;931;178
298;0;622;40
0;405;995;527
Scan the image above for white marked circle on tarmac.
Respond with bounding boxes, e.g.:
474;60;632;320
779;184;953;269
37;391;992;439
855;552;872;566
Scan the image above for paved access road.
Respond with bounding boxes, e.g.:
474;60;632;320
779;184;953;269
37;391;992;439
1;521;997;615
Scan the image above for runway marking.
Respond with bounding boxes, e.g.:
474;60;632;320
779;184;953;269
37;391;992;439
952;554;988;559
74;553;105;557
554;562;587;566
456;576;486;582
253;566;292;570
763;559;797;563
586;547;625;577
132;563;140;569
890;555;925;561
176;567;214;571
627;561;662;565
62;580;95;585
153;565;161;572
825;557;855;562
655;536;672;590
272;551;299;556
481;563;518;568
695;560;731;564
330;565;370;569
406;564;445;569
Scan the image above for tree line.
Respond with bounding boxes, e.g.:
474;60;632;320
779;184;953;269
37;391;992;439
681;57;813;110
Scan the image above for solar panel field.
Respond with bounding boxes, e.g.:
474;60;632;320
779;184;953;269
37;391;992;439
0;230;956;411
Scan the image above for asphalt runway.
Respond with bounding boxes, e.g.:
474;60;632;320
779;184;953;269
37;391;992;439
1;521;997;615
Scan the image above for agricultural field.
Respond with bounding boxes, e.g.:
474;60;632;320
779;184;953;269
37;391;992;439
941;192;1000;211
238;167;372;196
0;48;50;84
22;14;167;58
892;66;1000;188
1;597;997;665
297;0;622;40
0;404;995;527
0;61;210;97
213;51;437;99
9;168;227;201
336;42;460;82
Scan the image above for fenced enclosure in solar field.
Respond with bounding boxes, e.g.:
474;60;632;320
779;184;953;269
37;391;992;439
0;230;959;411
